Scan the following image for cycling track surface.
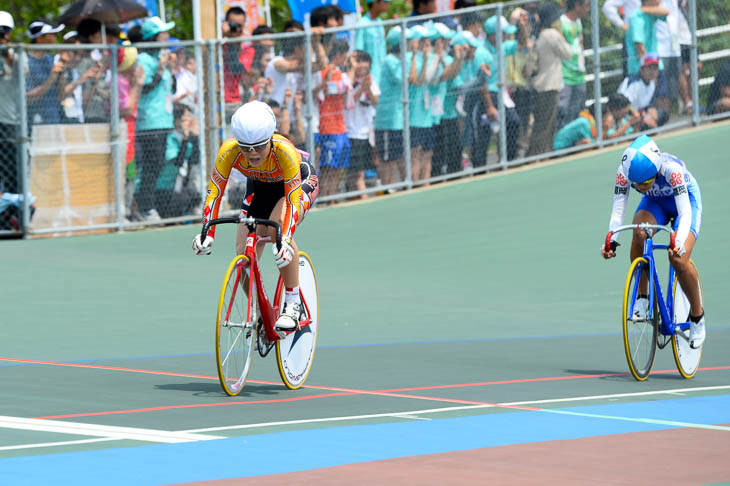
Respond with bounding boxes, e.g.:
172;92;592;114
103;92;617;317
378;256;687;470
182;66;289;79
1;122;729;484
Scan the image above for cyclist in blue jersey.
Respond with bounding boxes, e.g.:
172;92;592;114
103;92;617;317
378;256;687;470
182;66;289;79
601;135;705;348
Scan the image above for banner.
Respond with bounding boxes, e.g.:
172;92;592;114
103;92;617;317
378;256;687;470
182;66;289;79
287;0;357;23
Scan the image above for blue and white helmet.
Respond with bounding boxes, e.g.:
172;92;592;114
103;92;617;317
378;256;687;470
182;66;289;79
622;135;662;183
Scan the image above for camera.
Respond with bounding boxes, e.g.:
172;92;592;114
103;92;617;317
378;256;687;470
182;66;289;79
227;21;242;34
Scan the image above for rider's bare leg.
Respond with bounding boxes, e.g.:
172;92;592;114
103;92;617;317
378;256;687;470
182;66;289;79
669;232;702;316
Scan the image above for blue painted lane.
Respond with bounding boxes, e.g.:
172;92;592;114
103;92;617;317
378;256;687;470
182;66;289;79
1;395;728;485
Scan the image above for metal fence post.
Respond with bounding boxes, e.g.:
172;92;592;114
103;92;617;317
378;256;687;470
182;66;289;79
217;39;227;143
591;0;603;146
206;39;218;203
109;44;123;231
496;3;507;168
304;30;315;164
16;46;30;237
400;20;412;189
193;40;208;210
688;0;700;126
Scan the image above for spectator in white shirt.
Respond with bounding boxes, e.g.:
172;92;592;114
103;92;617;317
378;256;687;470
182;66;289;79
344;50;380;198
618;54;666;129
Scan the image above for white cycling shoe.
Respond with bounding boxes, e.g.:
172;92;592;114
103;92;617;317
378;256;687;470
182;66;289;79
689;316;706;349
275;302;304;331
632;297;650;321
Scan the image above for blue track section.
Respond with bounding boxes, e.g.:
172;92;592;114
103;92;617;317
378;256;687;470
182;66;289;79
2;395;728;485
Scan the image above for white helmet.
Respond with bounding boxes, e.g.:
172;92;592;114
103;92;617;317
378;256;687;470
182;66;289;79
230;101;276;146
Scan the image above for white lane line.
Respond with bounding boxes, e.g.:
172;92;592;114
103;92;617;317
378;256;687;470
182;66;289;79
540;408;730;432
0;438;117;452
0;416;222;444
503;384;730;406
393;414;431;421
184;385;730;434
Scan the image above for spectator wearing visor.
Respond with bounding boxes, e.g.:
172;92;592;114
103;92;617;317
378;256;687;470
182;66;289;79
374;26;418;188
426;23;464;176
479;15;521;163
25;19;67;127
135;16;176;221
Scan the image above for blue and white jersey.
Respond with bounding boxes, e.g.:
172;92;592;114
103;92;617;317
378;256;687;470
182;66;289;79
609;152;701;248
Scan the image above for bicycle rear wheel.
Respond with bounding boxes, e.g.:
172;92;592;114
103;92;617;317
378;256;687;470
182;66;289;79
672;259;703;379
276;251;319;390
622;257;658;381
216;255;257;396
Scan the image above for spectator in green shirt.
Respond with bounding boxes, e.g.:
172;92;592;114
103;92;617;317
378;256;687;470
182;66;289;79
556;0;589;130
354;0;390;84
553;106;596;150
625;0;668;77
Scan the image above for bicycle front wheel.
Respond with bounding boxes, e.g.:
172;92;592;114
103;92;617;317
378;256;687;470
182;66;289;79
672;259;703;379
276;251;319;390
216;255;257;396
622;257;658;381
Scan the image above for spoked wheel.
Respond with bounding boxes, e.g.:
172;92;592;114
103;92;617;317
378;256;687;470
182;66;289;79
276;251;319;390
672;259;703;379
216;255;257;396
622;258;658;381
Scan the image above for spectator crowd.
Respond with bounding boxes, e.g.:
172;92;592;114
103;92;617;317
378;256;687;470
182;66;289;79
0;0;729;230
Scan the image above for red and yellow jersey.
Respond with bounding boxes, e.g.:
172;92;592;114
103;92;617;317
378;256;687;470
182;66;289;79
203;133;302;239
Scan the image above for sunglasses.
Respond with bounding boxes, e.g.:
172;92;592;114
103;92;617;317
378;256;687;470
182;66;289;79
237;138;271;152
632;176;655;188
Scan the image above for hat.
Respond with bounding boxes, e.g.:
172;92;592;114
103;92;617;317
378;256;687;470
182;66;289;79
62;30;79;41
141;16;175;40
640;54;659;67
117;46;138;72
484;15;517;35
537;2;563;31
451;31;480;48
0;11;14;29
407;25;428;41
385;26;402;46
27;20;65;39
427;22;455;40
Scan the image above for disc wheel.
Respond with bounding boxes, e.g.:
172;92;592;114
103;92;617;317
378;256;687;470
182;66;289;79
672;259;703;379
216;255;257;396
275;251;319;390
622;258;658;381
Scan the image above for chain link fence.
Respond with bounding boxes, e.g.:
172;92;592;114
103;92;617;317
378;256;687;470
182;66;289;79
1;0;728;237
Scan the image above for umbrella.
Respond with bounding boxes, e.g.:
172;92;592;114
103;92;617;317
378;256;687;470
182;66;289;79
58;0;148;27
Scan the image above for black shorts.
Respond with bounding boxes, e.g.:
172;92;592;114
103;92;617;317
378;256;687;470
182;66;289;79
410;126;435;151
681;45;691;65
375;130;403;162
242;178;284;220
241;161;318;219
348;138;375;172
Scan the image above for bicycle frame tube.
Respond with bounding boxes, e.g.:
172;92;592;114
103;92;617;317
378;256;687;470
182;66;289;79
643;238;682;336
244;231;281;342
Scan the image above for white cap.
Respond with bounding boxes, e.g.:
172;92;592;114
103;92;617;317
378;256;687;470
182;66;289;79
27;21;65;39
231;101;277;145
0;11;15;29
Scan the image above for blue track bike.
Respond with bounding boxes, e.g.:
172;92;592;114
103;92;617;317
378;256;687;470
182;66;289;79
606;223;704;381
